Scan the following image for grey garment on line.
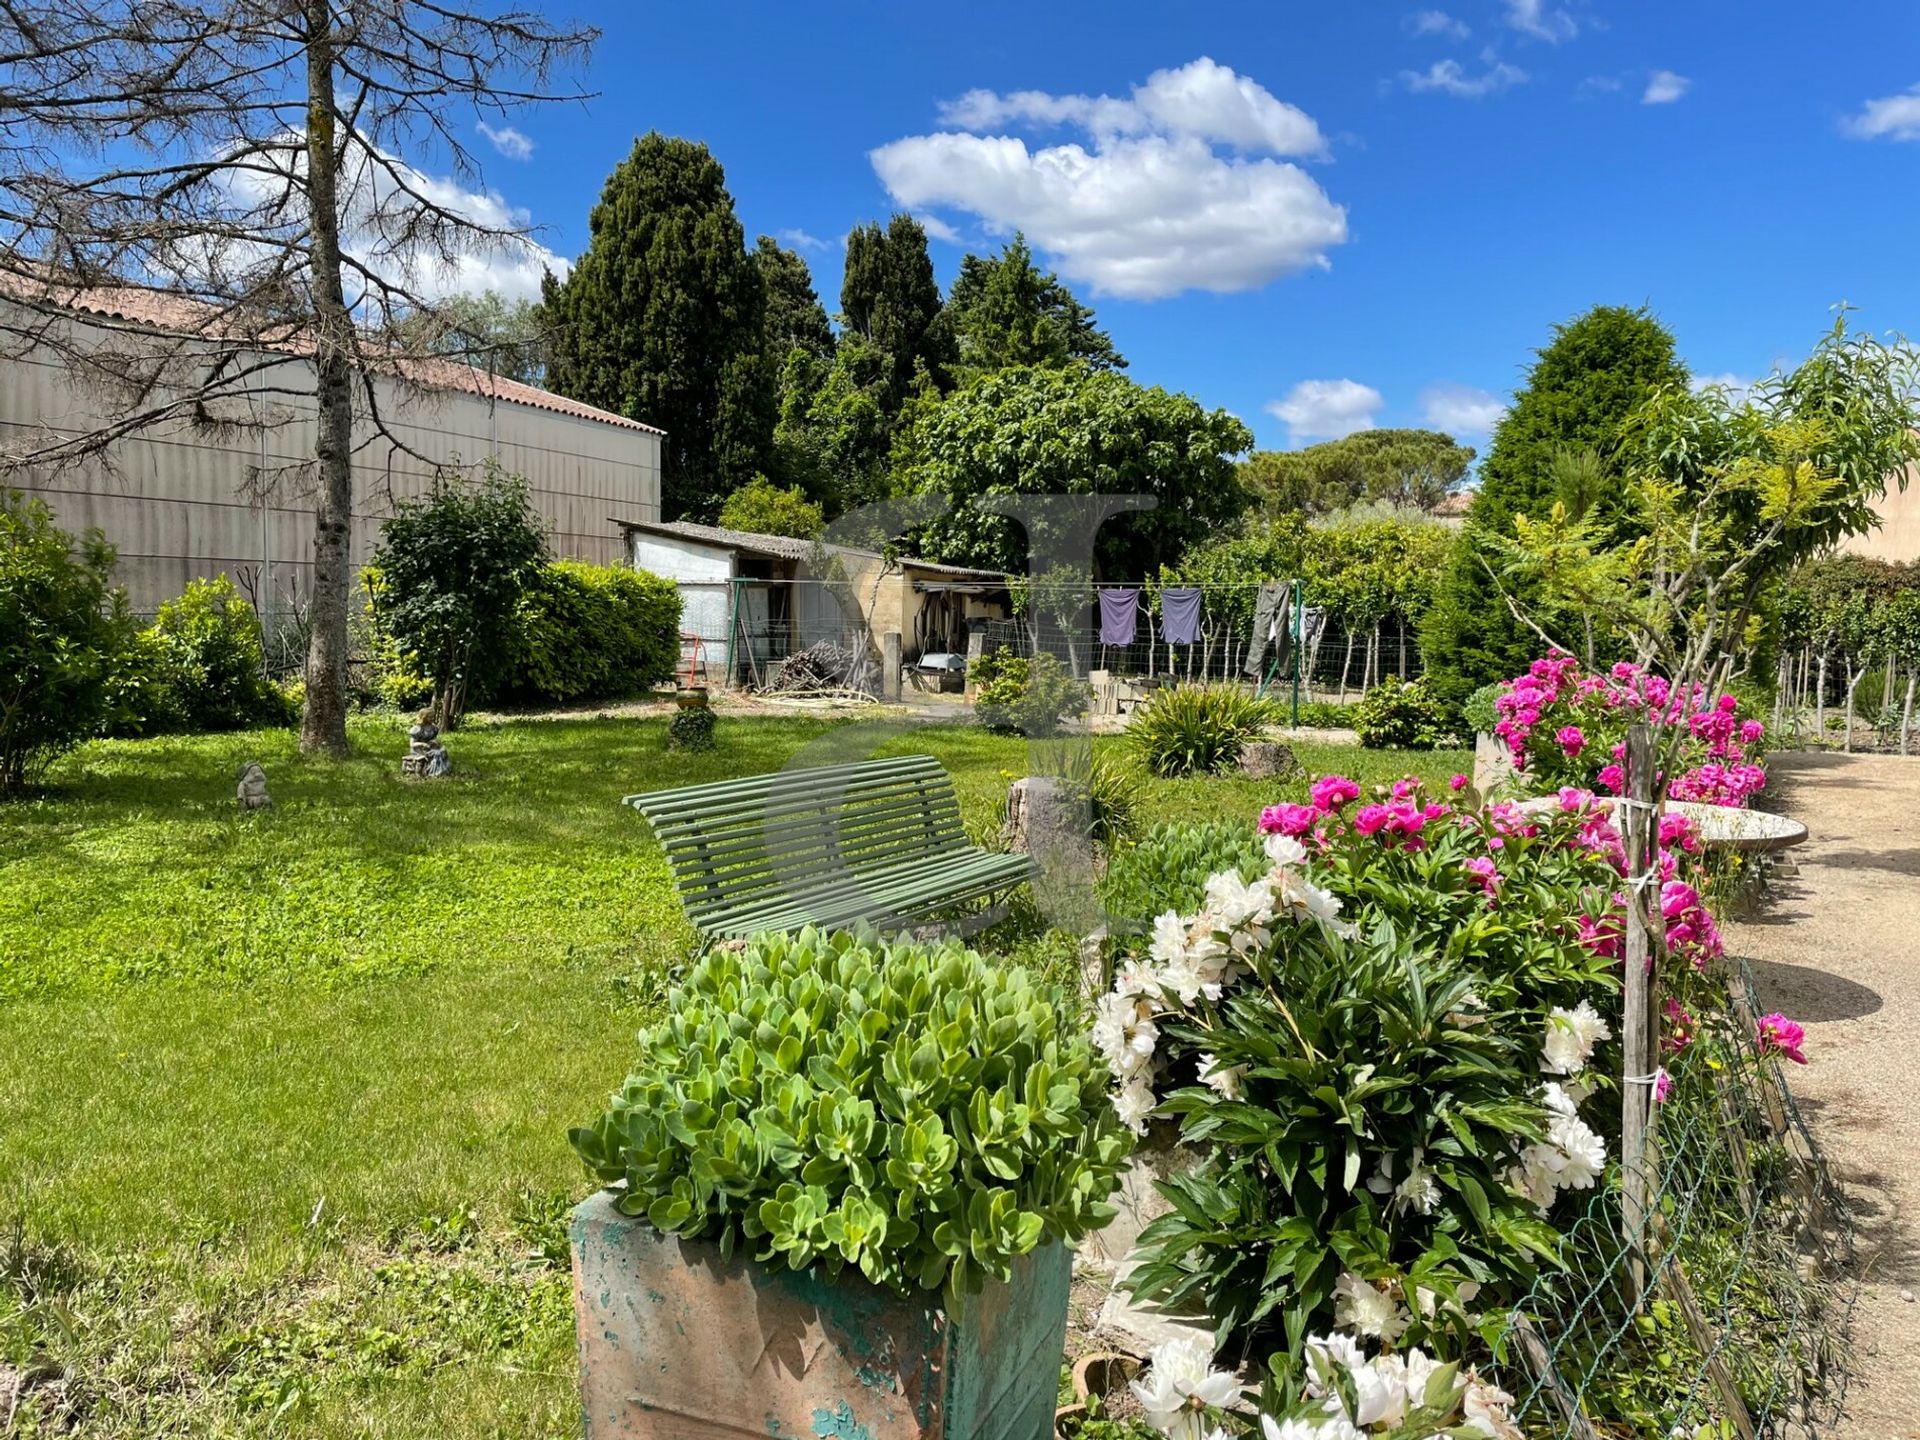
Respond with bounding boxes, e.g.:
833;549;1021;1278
1159;586;1203;644
1097;587;1140;646
1244;581;1294;677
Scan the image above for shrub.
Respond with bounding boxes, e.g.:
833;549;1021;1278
717;474;824;540
1127;684;1273;777
1462;682;1502;736
666;706;716;752
1352;675;1449;750
971;650;1090;736
0;490;137;793
1051;745;1142;849
1099;821;1266;931
569;929;1133;1305
371;464;547;727
144;576;290;731
501;560;682;705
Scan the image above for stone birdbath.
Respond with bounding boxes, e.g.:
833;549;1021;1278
1663;800;1808;854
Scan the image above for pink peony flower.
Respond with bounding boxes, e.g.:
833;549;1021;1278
1464;855;1500;897
1662;998;1695;1052
1352;804;1391;837
1756;1013;1808;1065
1260;803;1320;837
1595;764;1625;795
1654;1068;1673;1104
1450;773;1470;791
1556;725;1587;758
1311;775;1361;812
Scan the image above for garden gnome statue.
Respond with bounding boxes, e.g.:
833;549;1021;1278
235;761;271;810
402;711;452;778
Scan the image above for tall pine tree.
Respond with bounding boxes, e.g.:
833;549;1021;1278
542;133;773;521
753;236;834;363
946;234;1125;374
1420;304;1689;710
839;214;955;416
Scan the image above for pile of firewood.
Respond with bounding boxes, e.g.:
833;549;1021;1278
759;640;878;698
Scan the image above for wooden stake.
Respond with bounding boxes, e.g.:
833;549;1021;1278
1620;723;1657;1303
1508;1314;1602;1440
1649;1215;1758;1440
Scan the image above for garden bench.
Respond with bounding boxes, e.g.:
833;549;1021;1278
624;755;1035;940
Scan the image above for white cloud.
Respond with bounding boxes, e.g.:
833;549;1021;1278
871;58;1348;301
476;121;535;161
1420;383;1506;436
1578;74;1624;96
914;213;963;244
1505;0;1579;42
1642;70;1690;105
1400;58;1528;98
1407;9;1470;39
937;56;1326;158
1690;372;1753;406
775;227;829;251
1266;379;1382;445
1843;85;1920;141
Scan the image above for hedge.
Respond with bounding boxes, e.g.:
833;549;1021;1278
498;560;682;705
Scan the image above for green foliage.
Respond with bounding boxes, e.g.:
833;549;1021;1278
1100;821;1266;930
1462;683;1502;736
666;705;716;752
541;133;773;520
1127;684;1274;778
370;466;547;727
499;560;682;706
569;929;1133;1305
839;213;956;416
1352;675;1450;750
753;235;835;364
945;233;1124;375
717;474;825;539
1055;745;1143;849
144;576;292;732
898;365;1252;578
392;290;548;384
971;650;1091;736
1422;305;1689;711
1241;429;1475;519
0;489;136;793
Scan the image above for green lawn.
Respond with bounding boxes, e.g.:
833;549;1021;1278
0;709;1468;1438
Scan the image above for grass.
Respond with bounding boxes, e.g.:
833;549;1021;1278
0;708;1468;1437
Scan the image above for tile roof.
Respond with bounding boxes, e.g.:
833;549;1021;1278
7;277;665;435
611;518;1009;579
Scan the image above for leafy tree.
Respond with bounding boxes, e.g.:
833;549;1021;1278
840;214;956;416
1421;305;1688;711
770;338;891;515
896;366;1251;579
946;234;1124;374
394;291;548;385
717;475;825;539
0;489;136;794
1242;429;1474;519
146;576;285;731
753;236;834;364
370;465;547;727
542;134;774;521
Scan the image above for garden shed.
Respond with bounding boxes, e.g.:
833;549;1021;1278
612;518;1011;687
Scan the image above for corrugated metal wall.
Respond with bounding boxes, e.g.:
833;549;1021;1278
3;324;662;622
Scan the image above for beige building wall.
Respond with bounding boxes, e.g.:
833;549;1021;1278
4;316;661;621
1842;470;1920;564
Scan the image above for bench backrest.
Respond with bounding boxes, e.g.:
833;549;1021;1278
623;755;968;932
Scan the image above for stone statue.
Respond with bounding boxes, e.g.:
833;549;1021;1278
236;761;271;810
402;711;452;778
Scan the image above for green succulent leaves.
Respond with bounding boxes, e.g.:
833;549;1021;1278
570;928;1132;1306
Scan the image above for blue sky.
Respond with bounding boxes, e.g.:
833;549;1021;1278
444;0;1920;455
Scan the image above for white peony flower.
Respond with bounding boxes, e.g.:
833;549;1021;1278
1302;1331;1367;1388
1205;869;1274;931
1344;1352;1409;1427
1394;1149;1441;1216
1156;953;1211;1008
1149;910;1190;966
1331;1272;1410;1343
1462;1372;1525;1439
1092;992;1158;1080
1112;1077;1158;1135
1549;1112;1606;1190
1278;871;1358;939
1131;1337;1242;1440
1264;832;1309;867
1197;1052;1246;1101
1113;958;1165;1001
1541;999;1612;1076
1262;1417;1365;1440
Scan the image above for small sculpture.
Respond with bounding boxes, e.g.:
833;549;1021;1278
402;711;452;778
236;761;271;810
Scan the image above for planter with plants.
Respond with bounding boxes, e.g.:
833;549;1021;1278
568;927;1133;1440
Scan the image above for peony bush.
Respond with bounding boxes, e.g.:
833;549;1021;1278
1490;653;1767;808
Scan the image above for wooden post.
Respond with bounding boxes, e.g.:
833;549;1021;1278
1621;724;1658;1301
881;632;901;702
1815;653;1826;742
1903;673;1915;758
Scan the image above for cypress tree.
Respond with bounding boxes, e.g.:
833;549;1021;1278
946;233;1125;374
1420;305;1689;711
753;236;834;363
839;214;955;416
542;133;773;521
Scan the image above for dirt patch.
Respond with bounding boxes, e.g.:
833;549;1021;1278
1727;752;1920;1435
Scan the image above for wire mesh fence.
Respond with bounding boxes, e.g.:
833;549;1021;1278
1494;957;1853;1439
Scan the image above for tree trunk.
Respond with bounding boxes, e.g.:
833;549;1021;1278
1843;663;1862;754
1904;673;1915;758
1815;652;1826;743
298;7;353;759
1337;628;1356;702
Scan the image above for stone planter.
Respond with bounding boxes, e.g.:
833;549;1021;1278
676;686;711;711
570;1190;1072;1440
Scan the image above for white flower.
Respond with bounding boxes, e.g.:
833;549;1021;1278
1131;1337;1242;1440
1197;1052;1247;1101
1462;1373;1525;1439
1302;1331;1366;1387
1264;832;1309;867
1548;1111;1606;1190
1205;869;1274;931
1394;1149;1441;1216
1541;1000;1612;1076
1331;1272;1410;1343
1413;1279;1481;1320
1149;910;1190;966
1344;1352;1410;1427
1092;992;1158;1081
1262;1417;1364;1440
1539;1081;1577;1118
1114;958;1165;1001
1156;953;1210;1007
1277;870;1357;938
1111;1077;1158;1134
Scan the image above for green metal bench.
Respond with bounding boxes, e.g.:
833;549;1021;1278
624;755;1036;940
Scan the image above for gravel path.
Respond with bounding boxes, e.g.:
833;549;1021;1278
1727;752;1920;1436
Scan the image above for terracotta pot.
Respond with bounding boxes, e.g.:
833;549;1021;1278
1054;1401;1090;1438
570;1190;1072;1440
676;686;710;711
1071;1351;1141;1402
